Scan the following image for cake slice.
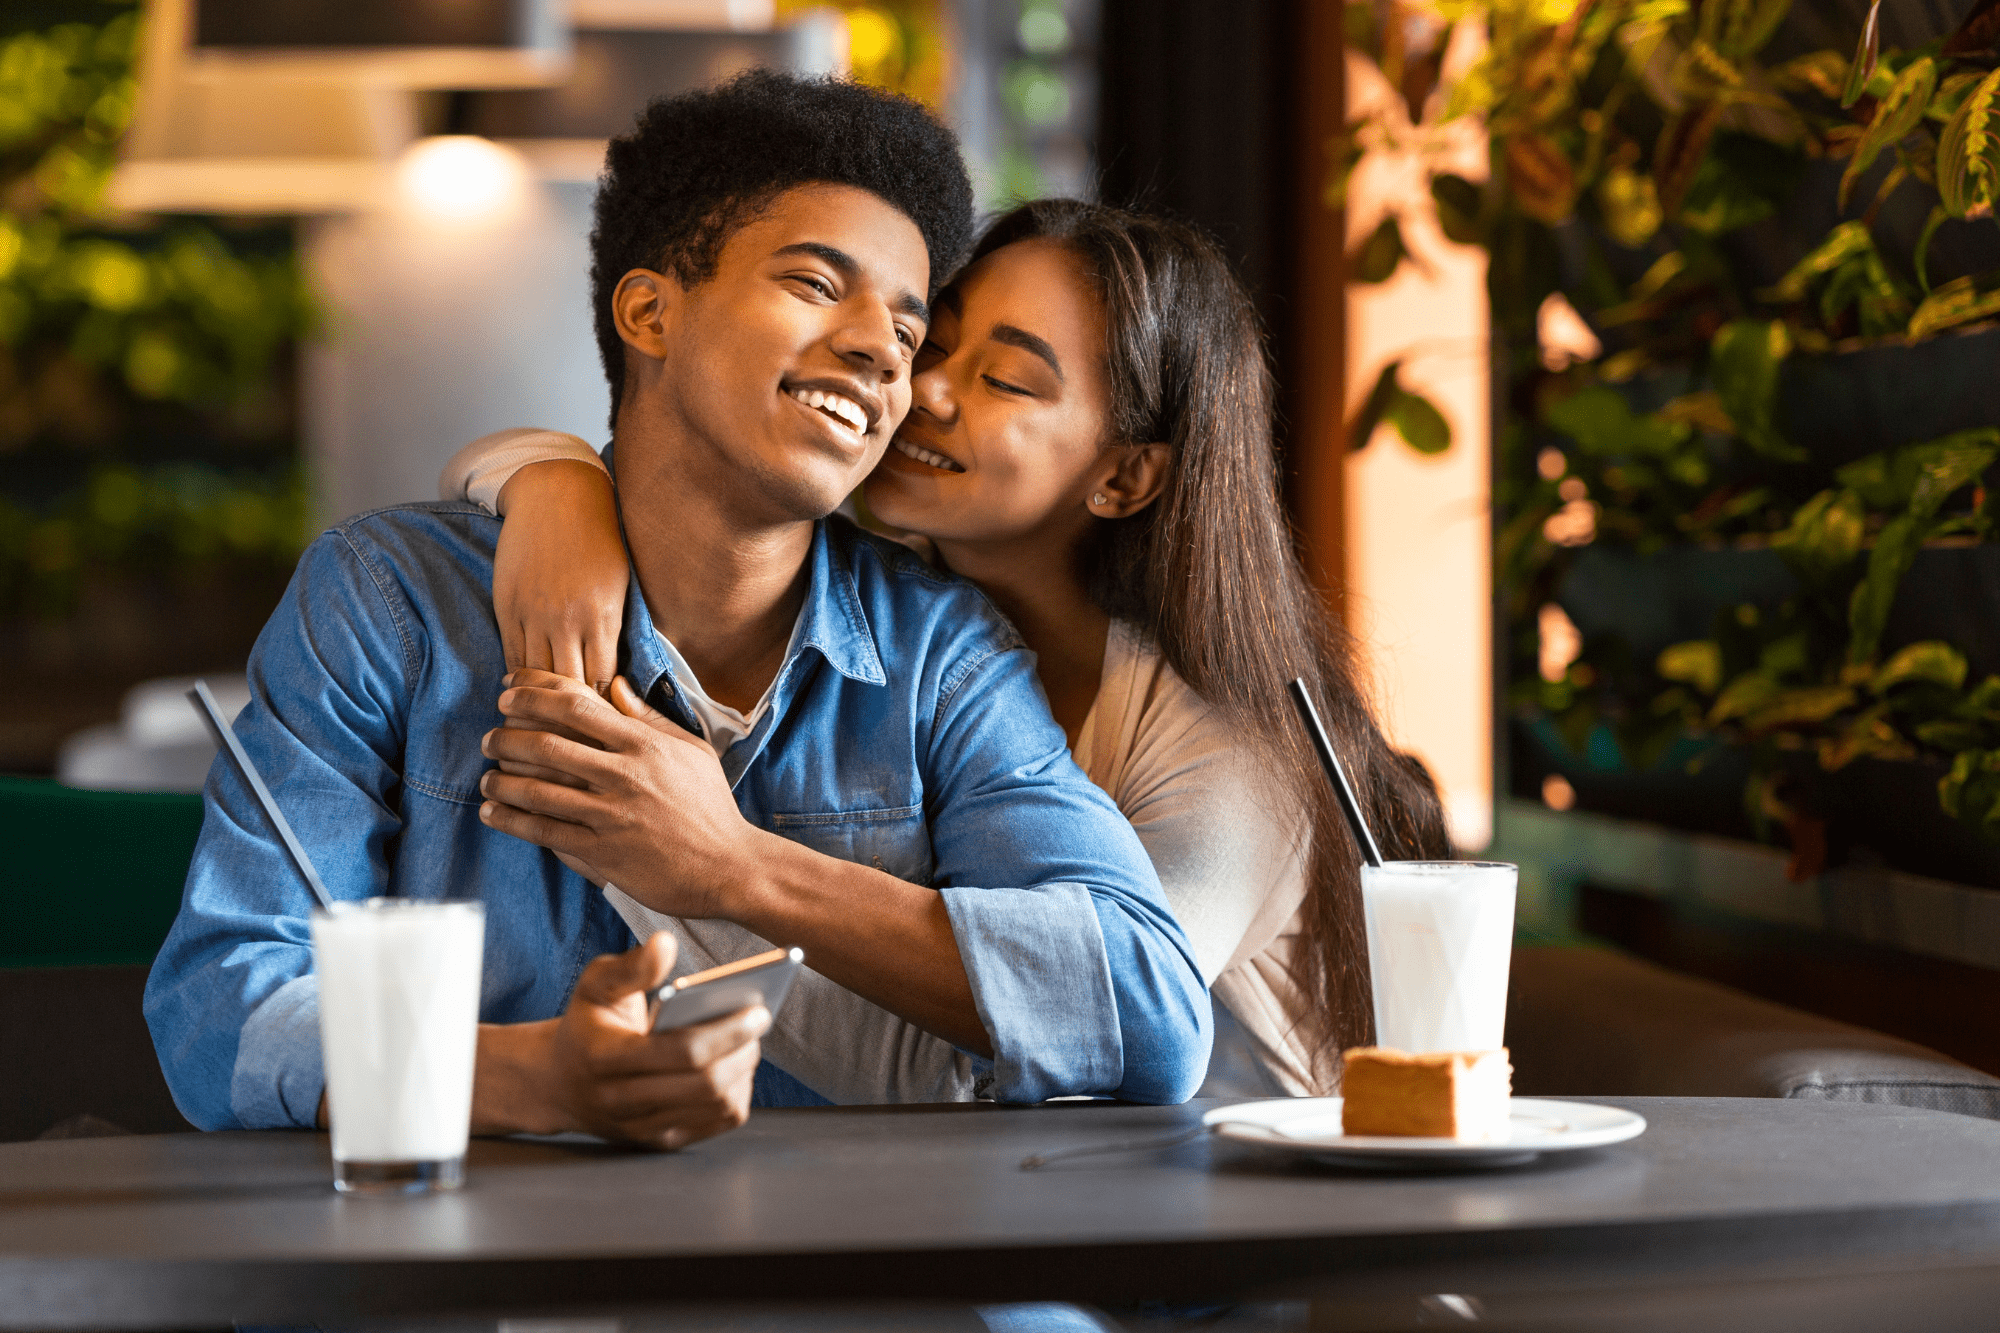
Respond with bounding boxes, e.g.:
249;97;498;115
1339;1046;1513;1143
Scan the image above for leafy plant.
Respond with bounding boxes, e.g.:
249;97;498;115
1344;0;2000;855
0;4;314;620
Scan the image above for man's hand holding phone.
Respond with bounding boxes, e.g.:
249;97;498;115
472;933;768;1150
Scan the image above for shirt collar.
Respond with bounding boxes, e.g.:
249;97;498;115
604;444;886;711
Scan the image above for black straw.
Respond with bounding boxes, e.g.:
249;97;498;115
187;680;335;910
1286;678;1384;868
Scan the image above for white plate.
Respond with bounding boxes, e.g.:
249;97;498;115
1206;1097;1646;1168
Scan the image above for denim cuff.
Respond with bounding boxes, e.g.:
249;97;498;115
230;974;326;1130
940;883;1119;1102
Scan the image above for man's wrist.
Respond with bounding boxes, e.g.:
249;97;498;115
471;1019;567;1136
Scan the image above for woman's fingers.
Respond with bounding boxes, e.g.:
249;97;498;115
552;634;588;688
501;619;529;674
584;618;621;699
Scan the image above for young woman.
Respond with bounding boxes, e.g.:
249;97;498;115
443;199;1450;1096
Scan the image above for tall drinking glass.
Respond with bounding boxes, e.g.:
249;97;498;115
1360;862;1517;1053
311;898;485;1195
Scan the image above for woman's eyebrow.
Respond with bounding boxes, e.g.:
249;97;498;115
989;323;1064;382
771;241;929;323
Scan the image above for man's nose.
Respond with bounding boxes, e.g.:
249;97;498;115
831;305;906;382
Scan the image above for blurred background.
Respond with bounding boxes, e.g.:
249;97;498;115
12;0;2000;1139
0;0;1494;842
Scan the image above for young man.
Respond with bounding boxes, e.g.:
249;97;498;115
146;73;1211;1142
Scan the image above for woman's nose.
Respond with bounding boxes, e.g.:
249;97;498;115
909;359;957;423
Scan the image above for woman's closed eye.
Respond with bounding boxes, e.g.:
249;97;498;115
983;374;1033;397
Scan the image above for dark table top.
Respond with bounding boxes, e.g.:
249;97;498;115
7;1097;2000;1328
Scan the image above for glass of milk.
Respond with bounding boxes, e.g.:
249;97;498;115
1360;862;1517;1053
311;898;485;1194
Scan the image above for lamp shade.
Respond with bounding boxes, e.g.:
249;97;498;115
186;0;571;89
110;0;416;214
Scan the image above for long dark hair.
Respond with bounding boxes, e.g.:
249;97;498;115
970;199;1452;1084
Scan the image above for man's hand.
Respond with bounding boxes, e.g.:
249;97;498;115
475;933;766;1149
478;670;762;918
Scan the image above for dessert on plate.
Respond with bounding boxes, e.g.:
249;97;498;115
1339;1046;1513;1143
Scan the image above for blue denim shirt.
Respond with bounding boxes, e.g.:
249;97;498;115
144;502;1211;1129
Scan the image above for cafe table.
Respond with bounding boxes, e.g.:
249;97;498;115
7;1097;2000;1330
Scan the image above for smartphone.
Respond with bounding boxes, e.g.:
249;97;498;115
649;945;803;1033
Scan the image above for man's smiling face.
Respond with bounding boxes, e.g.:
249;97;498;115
616;183;932;524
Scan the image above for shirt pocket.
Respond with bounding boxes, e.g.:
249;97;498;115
769;803;935;886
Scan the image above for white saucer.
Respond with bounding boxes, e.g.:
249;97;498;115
1206;1097;1646;1168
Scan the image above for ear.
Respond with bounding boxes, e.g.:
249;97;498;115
611;268;680;364
1089;443;1172;519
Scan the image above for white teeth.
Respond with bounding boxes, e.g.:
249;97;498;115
893;437;965;473
790;386;866;433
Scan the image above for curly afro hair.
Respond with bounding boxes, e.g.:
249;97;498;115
589;69;973;428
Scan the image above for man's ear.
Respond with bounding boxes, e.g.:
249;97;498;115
611;268;679;363
1091;443;1172;518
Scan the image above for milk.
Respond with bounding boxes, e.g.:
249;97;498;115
1360;862;1516;1053
312;899;484;1189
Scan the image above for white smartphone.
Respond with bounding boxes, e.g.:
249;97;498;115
649;946;803;1033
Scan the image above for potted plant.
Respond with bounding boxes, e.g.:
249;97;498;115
1342;0;2000;886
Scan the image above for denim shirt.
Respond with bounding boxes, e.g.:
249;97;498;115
143;502;1212;1129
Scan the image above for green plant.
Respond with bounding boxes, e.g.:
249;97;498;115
1343;0;2000;852
1;3;314;619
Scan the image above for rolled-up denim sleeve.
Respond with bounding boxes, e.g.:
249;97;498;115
143;529;415;1130
926;646;1211;1104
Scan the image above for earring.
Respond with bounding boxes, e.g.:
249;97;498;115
1092;492;1108;507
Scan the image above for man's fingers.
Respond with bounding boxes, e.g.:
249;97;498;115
570;933;679;1009
596;1034;762;1117
494;756;591;789
479;798;593;860
483;725;620;787
499;681;642;752
482;770;602;825
607;676;702;743
661;1004;772;1067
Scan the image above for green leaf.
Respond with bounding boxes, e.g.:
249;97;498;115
1915;719;1987;750
1709;319;1801;461
1908;273;2000;339
1848;512;1924;665
1384;386;1452;454
1834;450;1908;509
1963;676;2000;717
1745;685;1859;731
1872;641;1970;694
1709;670;1783;724
1347;360;1404;451
1350;216;1408;283
1771;488;1867;583
1935;67;2000;219
1915;204;1950;293
1543;386;1692;457
1759;221;1874;303
1906;429;2000;518
1431;174;1484;246
1840;57;1938;211
1657;640;1723;695
1759;630;1810;679
1714;0;1792;59
1841;0;1882;107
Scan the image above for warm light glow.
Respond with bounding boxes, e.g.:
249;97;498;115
1541;773;1576;811
393;136;530;222
1538;602;1582;683
1537;291;1602;372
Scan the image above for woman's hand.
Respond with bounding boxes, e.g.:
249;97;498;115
493;459;629;691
